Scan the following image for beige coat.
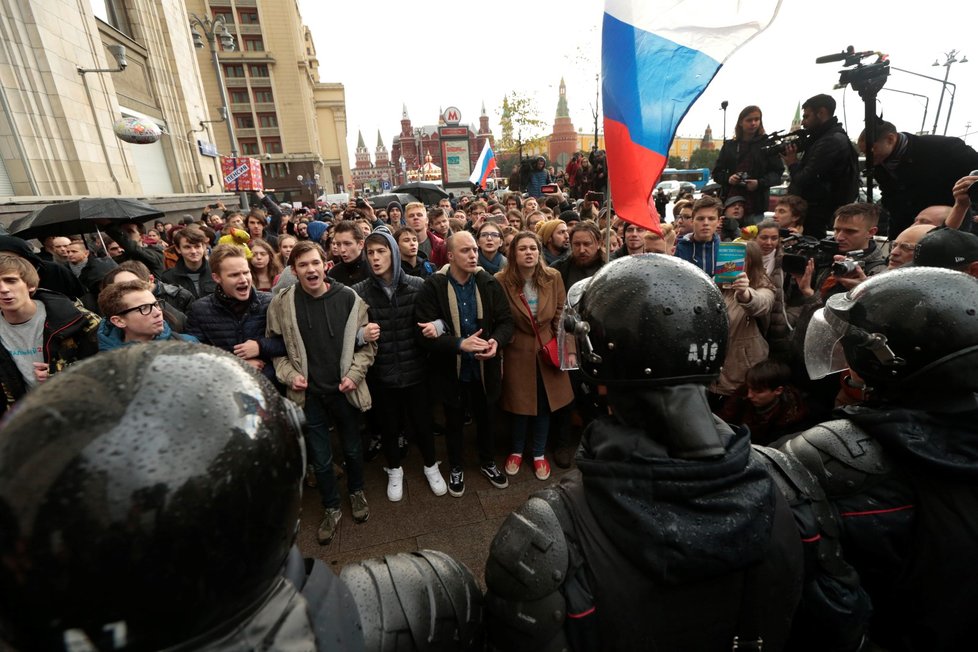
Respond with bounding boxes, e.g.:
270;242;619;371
713;285;775;396
265;284;376;410
496;268;574;415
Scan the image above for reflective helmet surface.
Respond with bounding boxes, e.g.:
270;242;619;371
820;267;978;391
575;255;728;385
0;342;305;650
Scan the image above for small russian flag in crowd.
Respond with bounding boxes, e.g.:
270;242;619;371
602;0;783;234
469;140;497;188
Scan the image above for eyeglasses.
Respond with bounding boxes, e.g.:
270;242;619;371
116;301;161;317
891;242;919;253
479;232;501;240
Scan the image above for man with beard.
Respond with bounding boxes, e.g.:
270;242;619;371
782;94;859;238
267;241;376;545
185;244;283;382
551;222;605;290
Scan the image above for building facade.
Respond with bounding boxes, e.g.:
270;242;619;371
389;104;493;187
667;125;716;164
186;0;351;203
351;130;396;193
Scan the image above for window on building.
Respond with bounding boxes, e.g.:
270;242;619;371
262;163;289;178
249;64;269;77
239;10;259;24
90;0;132;36
257;113;278;128
212;10;233;25
243;37;264;52
229;89;250;104
234;114;255;129
263;139;282;154
253;88;273;103
239;140;260;156
223;64;245;78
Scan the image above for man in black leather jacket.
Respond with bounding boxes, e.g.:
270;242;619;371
783;94;859;238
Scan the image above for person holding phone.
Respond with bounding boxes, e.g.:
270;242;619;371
526;156;553;199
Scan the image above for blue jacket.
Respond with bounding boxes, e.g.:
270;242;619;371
185;289;285;379
675;233;721;277
97;319;198;351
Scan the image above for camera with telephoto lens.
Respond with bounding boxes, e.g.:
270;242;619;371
758;129;814;155
781;231;841;276
831;249;868;276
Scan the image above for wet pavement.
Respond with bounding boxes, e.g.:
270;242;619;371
296;425;578;590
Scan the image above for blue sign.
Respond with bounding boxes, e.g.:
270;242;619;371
198;140;219;157
381;180;391;191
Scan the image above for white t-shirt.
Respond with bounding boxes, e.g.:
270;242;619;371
0;301;46;388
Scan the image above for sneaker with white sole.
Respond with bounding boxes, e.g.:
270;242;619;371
481;462;509;489
385;467;404;502
423;462;448;496
448;467;465;498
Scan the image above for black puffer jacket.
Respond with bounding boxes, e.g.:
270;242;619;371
185;288;285;380
161;257;217;300
351;231;427;389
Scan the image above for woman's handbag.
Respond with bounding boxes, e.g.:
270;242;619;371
519;292;560;368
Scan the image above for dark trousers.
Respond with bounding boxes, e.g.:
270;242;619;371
444;381;494;469
371;382;436;469
304;392;364;510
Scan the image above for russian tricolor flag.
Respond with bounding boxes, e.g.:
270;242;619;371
469;140;497;189
602;0;782;234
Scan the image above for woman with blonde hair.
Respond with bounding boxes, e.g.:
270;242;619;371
495;231;574;481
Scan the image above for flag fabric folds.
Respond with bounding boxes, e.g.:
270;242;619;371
469;140;497;188
602;0;783;234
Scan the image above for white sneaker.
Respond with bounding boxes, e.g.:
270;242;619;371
385;467;404;502
423;462;448;496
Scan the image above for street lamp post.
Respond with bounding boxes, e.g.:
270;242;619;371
931;50;967;136
190;13;248;209
296;174;321;203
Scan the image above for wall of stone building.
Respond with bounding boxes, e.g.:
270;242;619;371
0;0;223;202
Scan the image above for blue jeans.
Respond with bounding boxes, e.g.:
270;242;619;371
304;392;364;509
510;371;550;458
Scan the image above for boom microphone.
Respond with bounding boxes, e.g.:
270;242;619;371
816;46;855;64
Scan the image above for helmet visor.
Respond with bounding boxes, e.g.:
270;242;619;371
804;308;850;379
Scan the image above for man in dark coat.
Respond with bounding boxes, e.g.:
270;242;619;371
783;94;859;237
415;231;514;498
861;120;978;236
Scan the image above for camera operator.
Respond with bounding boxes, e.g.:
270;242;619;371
789;202;887;316
712;105;785;224
781;94;859;238
860;121;978;237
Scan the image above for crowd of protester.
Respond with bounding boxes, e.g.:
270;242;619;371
2;102;977;551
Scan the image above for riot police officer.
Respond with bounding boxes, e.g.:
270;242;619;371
0;342;482;651
778;267;978;651
483;255;803;651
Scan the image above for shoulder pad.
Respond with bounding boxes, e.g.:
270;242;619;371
779;419;892;498
485;495;568;600
752;445;825;506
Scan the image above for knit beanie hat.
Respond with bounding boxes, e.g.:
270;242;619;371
536;219;563;244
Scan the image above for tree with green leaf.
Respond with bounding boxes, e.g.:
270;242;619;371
497;92;548;158
689;148;720;170
668;155;684;169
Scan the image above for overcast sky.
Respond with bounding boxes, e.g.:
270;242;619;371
296;0;977;163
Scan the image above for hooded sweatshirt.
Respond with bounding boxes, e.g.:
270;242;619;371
97;319;198;351
675;232;721;276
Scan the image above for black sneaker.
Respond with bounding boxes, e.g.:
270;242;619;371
481;462;509;489
448;467;465;498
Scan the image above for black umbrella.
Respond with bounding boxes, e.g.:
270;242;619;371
392;182;449;206
8;198;165;240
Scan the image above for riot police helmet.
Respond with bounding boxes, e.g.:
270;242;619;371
0;342;305;650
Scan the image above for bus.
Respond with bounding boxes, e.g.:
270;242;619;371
659;168;711;190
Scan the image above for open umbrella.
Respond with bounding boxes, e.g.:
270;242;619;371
8;198;165;240
392;182;449;206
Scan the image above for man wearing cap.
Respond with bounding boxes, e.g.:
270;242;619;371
721;195;747;241
536;219;570;265
913;227;978;278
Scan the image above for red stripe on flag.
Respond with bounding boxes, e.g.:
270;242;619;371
604;118;664;236
479;155;496;187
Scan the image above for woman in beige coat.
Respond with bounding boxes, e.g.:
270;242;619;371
712;241;775;398
496;231;574;480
